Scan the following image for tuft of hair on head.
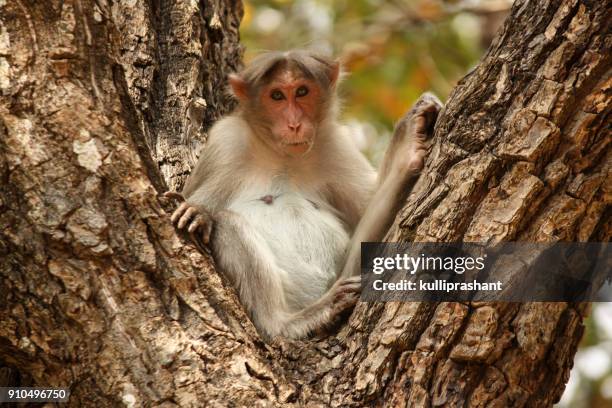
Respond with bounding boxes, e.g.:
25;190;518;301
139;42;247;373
227;49;342;102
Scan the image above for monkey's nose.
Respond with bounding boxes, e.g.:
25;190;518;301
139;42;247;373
288;123;301;133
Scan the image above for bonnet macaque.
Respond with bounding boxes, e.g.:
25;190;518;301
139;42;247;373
167;50;441;339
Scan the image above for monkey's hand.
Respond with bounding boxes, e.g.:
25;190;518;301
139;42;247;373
391;92;442;178
165;191;214;250
330;276;361;315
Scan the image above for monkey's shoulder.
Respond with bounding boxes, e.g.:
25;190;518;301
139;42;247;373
205;114;251;155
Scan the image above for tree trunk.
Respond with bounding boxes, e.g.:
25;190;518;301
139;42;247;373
0;0;609;406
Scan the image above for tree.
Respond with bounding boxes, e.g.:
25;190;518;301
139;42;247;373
0;0;609;406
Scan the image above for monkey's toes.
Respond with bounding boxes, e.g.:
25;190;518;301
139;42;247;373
188;215;213;244
178;206;201;229
413;92;443;137
333;291;360;313
171;202;190;225
333;276;362;301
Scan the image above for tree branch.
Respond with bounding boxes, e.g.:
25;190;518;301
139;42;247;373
0;0;609;406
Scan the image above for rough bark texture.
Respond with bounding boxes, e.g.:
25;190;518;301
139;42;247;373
0;0;609;407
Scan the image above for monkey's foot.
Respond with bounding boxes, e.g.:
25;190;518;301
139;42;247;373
169;198;214;247
392;93;443;175
407;92;443;140
331;276;361;314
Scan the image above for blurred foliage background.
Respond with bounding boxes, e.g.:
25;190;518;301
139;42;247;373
240;1;612;407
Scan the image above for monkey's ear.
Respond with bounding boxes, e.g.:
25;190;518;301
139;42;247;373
329;61;341;87
228;74;248;101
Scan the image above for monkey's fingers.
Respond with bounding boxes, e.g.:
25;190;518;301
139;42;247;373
187;215;205;233
188;215;213;244
164;191;185;202
170;202;190;225
177;207;199;229
188;230;209;255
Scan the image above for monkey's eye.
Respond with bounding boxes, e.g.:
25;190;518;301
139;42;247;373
270;90;285;101
296;86;309;97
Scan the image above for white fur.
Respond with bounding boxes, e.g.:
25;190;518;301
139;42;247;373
228;178;349;311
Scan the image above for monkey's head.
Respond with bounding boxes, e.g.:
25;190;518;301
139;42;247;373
229;50;340;157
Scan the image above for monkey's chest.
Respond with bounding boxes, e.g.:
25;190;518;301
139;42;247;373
228;188;349;307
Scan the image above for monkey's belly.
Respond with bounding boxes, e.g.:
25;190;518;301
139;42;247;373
228;191;349;310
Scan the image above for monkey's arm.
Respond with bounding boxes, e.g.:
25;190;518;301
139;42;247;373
168;116;251;249
182;115;250;203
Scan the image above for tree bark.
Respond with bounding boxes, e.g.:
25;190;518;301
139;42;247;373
0;0;609;407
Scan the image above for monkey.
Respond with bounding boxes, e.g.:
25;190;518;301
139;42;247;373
166;50;442;340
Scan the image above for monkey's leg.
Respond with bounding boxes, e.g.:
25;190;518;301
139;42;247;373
377;92;442;185
212;210;361;339
168;202;335;339
339;93;442;279
280;275;361;339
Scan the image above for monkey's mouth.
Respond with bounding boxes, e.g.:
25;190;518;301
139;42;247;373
284;141;311;154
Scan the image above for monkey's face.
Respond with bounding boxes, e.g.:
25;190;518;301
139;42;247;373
257;70;323;156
